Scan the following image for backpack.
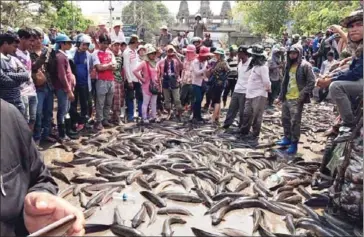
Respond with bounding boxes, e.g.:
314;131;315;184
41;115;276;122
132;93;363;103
46;49;58;79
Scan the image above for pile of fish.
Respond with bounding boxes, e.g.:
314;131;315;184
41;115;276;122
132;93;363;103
46;102;360;236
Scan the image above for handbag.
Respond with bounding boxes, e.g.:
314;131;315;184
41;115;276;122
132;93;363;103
32;69;46;87
146;62;159;95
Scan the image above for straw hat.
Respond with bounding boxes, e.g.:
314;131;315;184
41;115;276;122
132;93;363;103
146;45;157;55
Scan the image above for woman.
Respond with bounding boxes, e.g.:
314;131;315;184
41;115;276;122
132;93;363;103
240;45;271;142
137;45;146;64
207;48;230;125
191;46;213;123
133;46;160;123
180;45;196;112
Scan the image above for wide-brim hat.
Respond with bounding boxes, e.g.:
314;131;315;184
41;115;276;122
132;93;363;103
111;39;124;45
213;48;225;55
55;34;73;43
247;45;265;56
199;46;213;57
146;46;157;55
238;45;249;53
137;45;146;52
340;9;363;28
184;44;196;53
160;25;168;30
166;44;176;53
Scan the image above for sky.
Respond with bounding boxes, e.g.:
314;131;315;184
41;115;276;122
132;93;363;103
78;1;235;16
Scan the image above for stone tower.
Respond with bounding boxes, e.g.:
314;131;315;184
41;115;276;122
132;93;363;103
199;0;213;19
220;1;232;19
176;0;190;24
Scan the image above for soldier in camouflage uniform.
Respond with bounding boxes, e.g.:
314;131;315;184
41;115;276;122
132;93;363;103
276;44;315;154
110;40;125;125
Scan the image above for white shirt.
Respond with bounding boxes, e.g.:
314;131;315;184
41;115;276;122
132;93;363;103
246;63;271;99
15;49;36;96
123;46;139;83
191;58;208;86
234;58;252;94
320;59;337;75
110;30;126;43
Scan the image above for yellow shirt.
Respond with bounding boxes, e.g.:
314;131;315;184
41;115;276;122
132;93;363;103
286;65;299;100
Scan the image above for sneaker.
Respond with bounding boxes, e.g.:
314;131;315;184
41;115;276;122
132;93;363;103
276;137;291;146
102;120;113;128
286;143;298;155
93;122;104;131
76;124;85;132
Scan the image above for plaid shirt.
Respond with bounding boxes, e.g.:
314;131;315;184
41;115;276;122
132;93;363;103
181;60;193;85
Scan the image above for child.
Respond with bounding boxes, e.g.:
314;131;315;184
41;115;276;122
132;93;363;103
133;45;159;123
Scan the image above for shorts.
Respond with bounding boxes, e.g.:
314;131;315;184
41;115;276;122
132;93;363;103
210;84;224;105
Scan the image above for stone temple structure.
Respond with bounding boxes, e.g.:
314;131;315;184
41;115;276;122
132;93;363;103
172;0;260;45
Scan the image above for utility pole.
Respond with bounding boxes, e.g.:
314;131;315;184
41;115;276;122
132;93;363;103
109;0;114;31
133;1;136;24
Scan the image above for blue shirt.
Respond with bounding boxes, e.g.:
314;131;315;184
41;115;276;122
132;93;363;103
74;51;88;86
312;37;320;53
332;54;363;82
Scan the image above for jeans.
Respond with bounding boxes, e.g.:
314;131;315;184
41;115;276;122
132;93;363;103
240;96;267;137
95;80;115;122
163;88;182;111
21;95;38;124
329;79;363;127
56;89;70;125
126;82;143;121
70;84;89;125
224;92;246;127
192;85;203;120
34;86;54;141
142;92;158;120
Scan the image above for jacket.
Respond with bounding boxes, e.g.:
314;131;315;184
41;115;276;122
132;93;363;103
279;44;315;103
0;99;58;236
68;47;93;91
52;50;76;93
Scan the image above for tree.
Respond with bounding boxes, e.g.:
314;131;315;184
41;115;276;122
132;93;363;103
233;1;290;37
122;1;175;42
53;1;93;32
290;1;359;36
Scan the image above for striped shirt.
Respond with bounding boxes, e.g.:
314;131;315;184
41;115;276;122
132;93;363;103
227;56;238;80
0;53;30;105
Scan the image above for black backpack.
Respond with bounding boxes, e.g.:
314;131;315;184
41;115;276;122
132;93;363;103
46;49;58;79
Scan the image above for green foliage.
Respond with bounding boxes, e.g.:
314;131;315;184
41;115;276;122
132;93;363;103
233;1;290;37
233;0;360;37
122;1;175;42
54;1;93;32
290;1;359;36
0;0;92;32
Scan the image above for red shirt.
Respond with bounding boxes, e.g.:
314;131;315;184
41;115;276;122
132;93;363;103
94;50;115;81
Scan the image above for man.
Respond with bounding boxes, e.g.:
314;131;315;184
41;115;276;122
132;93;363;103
48;26;57;45
317;9;363;142
92;34;116;130
53;34;76;140
223;45;251;129
191;36;203;54
0;99;85;236
110;22;125;43
276;44;315;154
110;39;125;125
0;32;30;114
268;47;284;108
158;25;172;48
202;32;213;47
222;45;238;108
291;34;301;45
15;28;38;131
193;14;207;38
123;34;142;122
282;32;289;47
320;51;337;75
68;34;93;131
315;29;336;69
172;32;188;49
157;45;183;120
30;28;56;145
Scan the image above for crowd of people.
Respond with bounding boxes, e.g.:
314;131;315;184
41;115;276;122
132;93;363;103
0;9;362;155
0;4;362;236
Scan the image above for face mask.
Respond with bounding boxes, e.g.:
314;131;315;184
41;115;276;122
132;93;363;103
89;43;95;50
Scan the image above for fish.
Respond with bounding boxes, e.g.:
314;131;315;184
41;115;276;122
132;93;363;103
190;227;224;237
218;227;250;237
161;216;187;237
295;219;334;237
281;195;302;205
234;181;250;193
79;192;88;208
71;176;109;184
136;176;152;190
113;207;126;225
157;207;193;216
163;192;203;203
82;181;126;193
51;159;75;168
212;192;248;201
195;188;214;208
140;190;167;208
205;197;232;215
57;184;76;198
28;214;76;236
131;204;147;229
284;214;295;235
143;201;157;226
211;204;234;225
83;206;97;219
252;209;262;233
111;224;145;237
50;169;71;184
85;189;109;209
